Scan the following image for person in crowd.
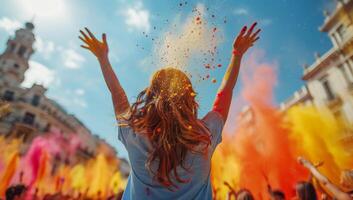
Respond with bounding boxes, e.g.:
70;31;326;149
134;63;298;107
224;181;237;200
295;181;317;200
298;157;352;200
5;184;26;200
116;190;124;200
236;189;254;200
212;186;220;200
79;20;260;200
270;190;285;200
341;170;353;194
263;172;285;200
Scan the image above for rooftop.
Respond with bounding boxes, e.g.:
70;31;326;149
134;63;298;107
320;0;353;32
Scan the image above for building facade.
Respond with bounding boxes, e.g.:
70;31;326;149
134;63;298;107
0;21;124;167
281;0;353;152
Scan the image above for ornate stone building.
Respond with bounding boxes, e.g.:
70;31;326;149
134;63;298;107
281;0;353;152
0;21;123;166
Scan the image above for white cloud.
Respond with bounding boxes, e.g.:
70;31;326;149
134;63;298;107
49;89;87;108
0;17;22;33
122;1;151;33
35;36;56;59
22;60;56;88
260;19;273;26
232;8;272;26
62;49;85;69
72;98;87;107
36;37;85;68
75;88;85;96
14;0;69;22
233;8;249;16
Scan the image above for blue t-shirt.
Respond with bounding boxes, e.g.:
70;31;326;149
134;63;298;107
118;111;224;200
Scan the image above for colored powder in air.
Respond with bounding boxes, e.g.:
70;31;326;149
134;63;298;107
211;50;308;199
0;152;19;196
27;144;44;187
35;151;48;189
0;128;126;198
152;3;222;74
110;171;126;194
70;164;86;192
287;105;353;185
89;154;110;197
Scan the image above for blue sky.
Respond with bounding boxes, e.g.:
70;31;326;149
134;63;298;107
0;0;335;158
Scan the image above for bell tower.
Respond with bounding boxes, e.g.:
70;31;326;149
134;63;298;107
0;22;35;87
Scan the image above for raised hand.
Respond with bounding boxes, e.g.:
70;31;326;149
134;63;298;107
79;28;130;117
298;156;352;200
212;22;261;122
79;28;108;59
314;161;324;168
233;22;261;56
298;157;314;168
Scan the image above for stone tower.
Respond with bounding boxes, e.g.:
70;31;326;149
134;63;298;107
0;22;35;87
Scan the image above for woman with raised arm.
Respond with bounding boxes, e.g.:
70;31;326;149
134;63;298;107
78;23;260;200
79;28;130;118
298;157;353;200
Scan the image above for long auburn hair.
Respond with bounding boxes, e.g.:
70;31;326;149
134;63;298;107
125;67;211;189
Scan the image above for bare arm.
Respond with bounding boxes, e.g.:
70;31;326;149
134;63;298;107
212;22;261;121
79;28;130;118
298;157;352;200
97;57;130;117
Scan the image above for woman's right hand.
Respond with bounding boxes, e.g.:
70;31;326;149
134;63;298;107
79;27;109;60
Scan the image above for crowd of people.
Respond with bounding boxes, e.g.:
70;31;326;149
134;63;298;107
3;156;352;200
217;157;353;200
3;186;124;200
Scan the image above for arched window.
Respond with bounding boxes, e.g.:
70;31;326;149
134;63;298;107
17;46;27;57
23;112;35;125
320;77;335;101
3;90;14;101
31;94;40;106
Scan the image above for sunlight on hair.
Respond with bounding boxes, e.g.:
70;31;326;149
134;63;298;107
15;0;70;22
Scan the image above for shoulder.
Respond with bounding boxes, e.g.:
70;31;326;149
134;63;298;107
117;116;133;146
201;111;225;148
201;110;225;129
